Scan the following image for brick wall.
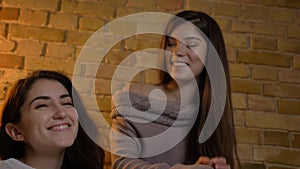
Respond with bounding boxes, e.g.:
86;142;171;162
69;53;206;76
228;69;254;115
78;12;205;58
0;0;299;169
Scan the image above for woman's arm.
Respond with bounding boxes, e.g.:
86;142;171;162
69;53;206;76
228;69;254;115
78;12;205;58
110;117;213;169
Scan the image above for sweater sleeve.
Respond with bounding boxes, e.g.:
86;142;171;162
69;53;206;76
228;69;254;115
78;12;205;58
110;116;213;169
112;155;213;169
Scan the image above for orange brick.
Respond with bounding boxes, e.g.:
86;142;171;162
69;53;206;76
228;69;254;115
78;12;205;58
264;131;289;147
214;18;230;31
96;96;112;112
62;1;115;20
232;21;285;36
0;7;19;20
16;40;44;56
296;10;300;25
79;17;105;31
157;0;184;11
223;0;259;4
9;24;65;42
215;3;241;17
0;23;6;37
128;0;155;9
279;69;300;83
0;83;8;99
268;166;295;169
24;57;75;75
237;50;291;67
145;69;160;84
78;95;98;111
96;64;116;79
253;146;300;166
11;0;59;11
19;9;47;26
109;65;142;83
124;38;160;51
237;143;253;160
278;38;300;54
71;76;93;94
226;47;236;62
231;78;261;94
229;63;249;78
294;56;300;69
236;127;262;144
278;99;300;115
261;0;300;8
241;6;269;21
0;69;29;83
231;20;254;33
99;0;126;5
46;43;75;59
240;163;266;169
2;0;18;7
187;0;213;14
0;54;23;68
49;13;78;30
66;31;92;46
95;78;111;95
248;95;276;112
251;36;277;50
116;7;143;18
288;25;300;39
251;66;277;81
60;0;77;13
231;93;247;109
109;20;136;36
245;112;300;131
233;110;245;126
0;38;15;52
135;50;162;68
270;8;294;23
293;133;300;148
263;83;300;98
223;33;249;48
104;50;133;66
18;0;58;12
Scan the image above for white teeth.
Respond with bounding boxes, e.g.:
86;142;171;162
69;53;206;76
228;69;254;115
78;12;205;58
50;124;68;130
172;61;187;67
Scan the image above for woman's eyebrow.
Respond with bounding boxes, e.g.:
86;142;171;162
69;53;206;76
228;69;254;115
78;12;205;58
184;37;202;41
60;94;71;99
29;96;50;105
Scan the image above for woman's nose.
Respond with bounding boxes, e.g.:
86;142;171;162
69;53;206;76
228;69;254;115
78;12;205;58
52;104;67;119
173;41;187;57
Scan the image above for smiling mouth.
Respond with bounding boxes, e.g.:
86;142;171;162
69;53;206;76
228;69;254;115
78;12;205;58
172;61;189;67
48;124;71;131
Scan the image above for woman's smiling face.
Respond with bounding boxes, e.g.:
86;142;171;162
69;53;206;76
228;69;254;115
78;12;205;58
165;22;207;82
17;79;78;154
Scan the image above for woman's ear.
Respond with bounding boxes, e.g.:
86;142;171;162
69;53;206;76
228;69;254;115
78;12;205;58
5;123;24;141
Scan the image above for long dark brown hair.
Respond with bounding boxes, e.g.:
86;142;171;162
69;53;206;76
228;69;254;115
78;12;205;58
161;10;239;168
0;70;104;169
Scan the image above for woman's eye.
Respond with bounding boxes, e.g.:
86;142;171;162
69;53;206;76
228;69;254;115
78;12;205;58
62;102;73;106
35;104;48;109
186;44;197;48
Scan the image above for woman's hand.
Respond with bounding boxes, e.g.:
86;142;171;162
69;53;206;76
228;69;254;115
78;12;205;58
196;156;230;169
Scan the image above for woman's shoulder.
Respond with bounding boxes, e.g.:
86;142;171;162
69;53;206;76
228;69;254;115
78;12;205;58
0;158;35;169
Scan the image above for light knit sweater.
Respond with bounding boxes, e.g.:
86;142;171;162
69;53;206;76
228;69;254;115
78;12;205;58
110;90;212;169
0;158;35;169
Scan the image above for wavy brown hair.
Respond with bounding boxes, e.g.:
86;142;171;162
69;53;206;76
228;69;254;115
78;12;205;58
0;70;104;169
161;10;239;168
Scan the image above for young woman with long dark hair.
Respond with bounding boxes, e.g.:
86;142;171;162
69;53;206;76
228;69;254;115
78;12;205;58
0;70;104;169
